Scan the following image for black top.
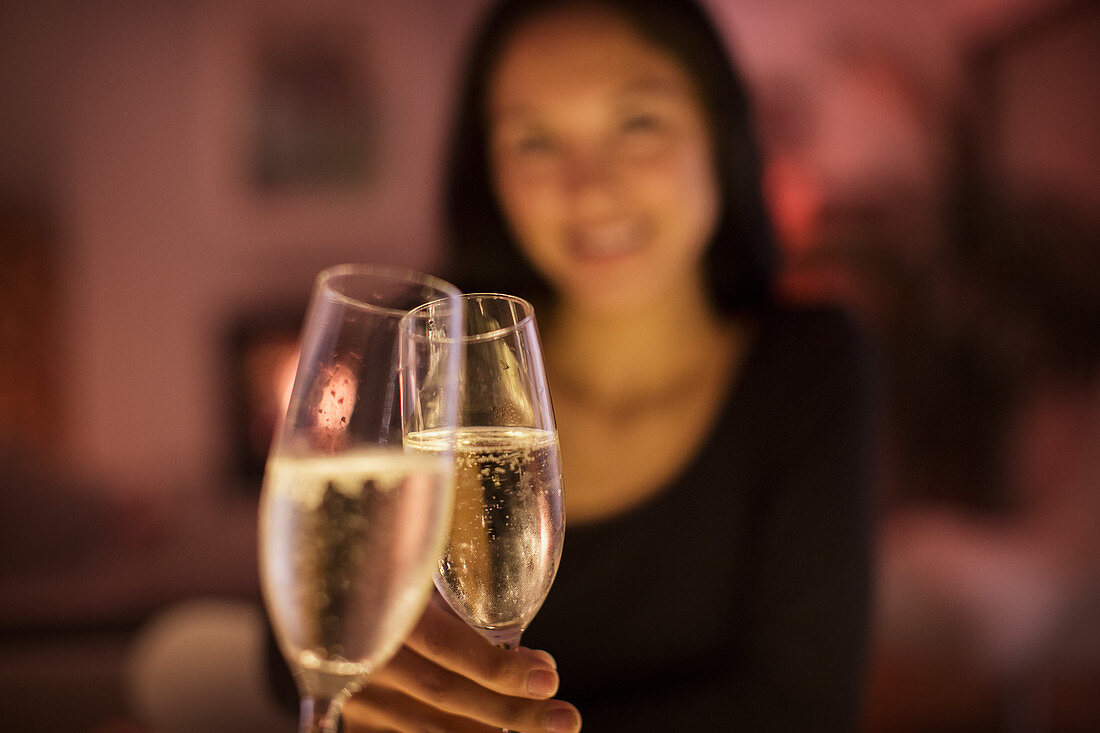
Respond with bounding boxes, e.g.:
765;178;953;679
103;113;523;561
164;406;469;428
522;305;875;730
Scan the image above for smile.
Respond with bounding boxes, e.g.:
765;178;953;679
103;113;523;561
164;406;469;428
566;220;648;262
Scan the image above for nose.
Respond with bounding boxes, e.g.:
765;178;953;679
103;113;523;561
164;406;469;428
561;144;616;217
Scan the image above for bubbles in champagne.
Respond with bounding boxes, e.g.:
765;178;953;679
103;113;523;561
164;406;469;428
259;450;451;694
404;427;565;634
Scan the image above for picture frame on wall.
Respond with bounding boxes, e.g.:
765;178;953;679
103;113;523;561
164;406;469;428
251;21;373;192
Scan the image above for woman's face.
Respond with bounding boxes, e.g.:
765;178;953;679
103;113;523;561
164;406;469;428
487;8;720;312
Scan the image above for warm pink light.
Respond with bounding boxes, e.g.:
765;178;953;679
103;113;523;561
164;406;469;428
316;363;358;434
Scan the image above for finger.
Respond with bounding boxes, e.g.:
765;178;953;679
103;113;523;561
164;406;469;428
342;685;499;733
371;646;581;732
405;595;559;698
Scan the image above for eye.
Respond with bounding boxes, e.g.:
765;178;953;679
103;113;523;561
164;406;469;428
490;122;558;162
621;113;662;134
516;133;555;154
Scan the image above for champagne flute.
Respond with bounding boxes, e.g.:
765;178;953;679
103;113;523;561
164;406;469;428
403;294;565;651
258;264;462;732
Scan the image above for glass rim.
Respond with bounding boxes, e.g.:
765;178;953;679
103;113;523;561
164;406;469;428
406;292;536;344
318;263;461;317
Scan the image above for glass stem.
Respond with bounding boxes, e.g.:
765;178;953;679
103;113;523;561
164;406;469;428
495;633;523;733
298;694;341;733
486;627;524;650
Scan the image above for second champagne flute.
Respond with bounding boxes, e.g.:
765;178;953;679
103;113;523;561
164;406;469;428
403;294;565;650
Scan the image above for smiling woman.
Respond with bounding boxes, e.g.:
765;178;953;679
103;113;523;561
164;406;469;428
278;0;877;730
486;7;719;313
445;0;777;317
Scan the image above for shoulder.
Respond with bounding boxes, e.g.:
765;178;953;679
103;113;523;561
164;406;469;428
757;303;867;364
729;303;876;452
744;303;872;395
737;305;877;505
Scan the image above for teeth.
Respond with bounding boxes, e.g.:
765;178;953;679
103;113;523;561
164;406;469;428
571;221;643;257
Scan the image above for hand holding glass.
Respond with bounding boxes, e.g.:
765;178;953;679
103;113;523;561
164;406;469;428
258;264;462;732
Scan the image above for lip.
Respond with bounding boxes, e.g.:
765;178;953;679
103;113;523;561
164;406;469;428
565;220;649;263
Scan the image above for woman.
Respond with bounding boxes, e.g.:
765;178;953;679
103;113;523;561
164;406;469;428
336;0;875;729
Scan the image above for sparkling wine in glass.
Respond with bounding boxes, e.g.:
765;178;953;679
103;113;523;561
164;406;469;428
403;294;565;651
258;264;462;732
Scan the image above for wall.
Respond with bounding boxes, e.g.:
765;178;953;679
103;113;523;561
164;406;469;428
1;0;1081;494
3;0;482;491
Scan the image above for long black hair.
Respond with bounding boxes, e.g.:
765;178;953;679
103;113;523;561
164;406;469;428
442;0;779;314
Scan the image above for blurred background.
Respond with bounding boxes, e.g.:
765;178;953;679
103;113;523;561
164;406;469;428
1;0;1097;730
